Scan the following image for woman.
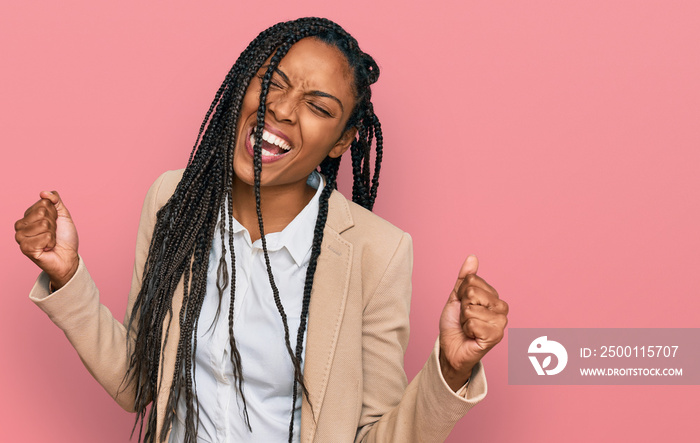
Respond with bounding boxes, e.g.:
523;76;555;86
15;17;508;443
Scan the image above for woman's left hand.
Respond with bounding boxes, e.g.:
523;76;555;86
439;255;508;391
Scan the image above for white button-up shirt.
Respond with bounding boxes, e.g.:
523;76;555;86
170;172;324;442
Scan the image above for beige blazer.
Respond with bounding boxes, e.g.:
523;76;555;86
30;169;487;442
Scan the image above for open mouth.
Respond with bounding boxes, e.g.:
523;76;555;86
245;126;293;163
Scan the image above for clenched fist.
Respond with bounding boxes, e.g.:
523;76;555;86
14;191;79;290
439;255;508;391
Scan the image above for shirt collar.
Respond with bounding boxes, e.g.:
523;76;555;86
223;171;325;266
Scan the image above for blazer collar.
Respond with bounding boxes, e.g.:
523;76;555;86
325;189;354;234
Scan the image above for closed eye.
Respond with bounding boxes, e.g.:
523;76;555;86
309;102;333;117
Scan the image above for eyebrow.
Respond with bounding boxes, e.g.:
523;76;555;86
261;64;345;112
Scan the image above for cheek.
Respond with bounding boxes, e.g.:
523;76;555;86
304;107;343;138
300;119;336;156
240;84;261;119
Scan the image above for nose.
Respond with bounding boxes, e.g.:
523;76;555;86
267;92;297;124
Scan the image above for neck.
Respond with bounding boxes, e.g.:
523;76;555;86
231;174;317;242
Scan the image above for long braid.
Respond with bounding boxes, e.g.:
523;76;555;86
121;17;384;443
250;37;310;442
219;67;253;431
288;156;341;437
252;38;299;388
248;22;379;440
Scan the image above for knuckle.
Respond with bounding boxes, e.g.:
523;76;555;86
39;201;57;216
462;303;474;317
500;300;509;315
18;237;33;253
457;283;469;299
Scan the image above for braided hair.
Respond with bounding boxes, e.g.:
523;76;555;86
122;17;383;443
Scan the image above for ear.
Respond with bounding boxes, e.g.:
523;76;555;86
328;127;357;158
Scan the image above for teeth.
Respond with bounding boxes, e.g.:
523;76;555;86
249;133;289;157
261;129;292;151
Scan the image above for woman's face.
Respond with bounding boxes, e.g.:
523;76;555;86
233;37;357;188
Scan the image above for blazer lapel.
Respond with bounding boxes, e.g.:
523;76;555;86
300;190;354;442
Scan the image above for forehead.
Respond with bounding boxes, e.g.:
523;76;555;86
275;38;355;100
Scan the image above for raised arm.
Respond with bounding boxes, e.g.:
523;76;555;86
17;172;170;411
356;233;505;442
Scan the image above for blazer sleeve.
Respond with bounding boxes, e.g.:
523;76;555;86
355;232;488;443
28;171;170;412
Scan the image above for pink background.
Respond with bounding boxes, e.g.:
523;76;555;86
2;1;698;441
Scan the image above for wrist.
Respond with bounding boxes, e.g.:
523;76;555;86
439;348;475;392
49;258;79;291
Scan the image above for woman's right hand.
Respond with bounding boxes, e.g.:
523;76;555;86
15;191;80;290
